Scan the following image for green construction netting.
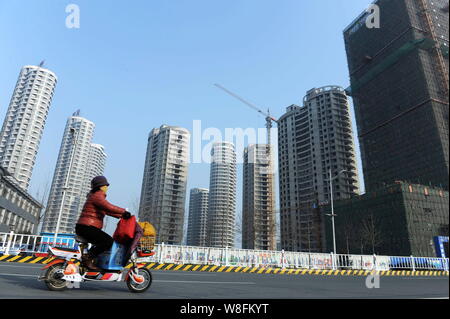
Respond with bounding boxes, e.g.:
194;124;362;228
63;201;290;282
346;38;436;95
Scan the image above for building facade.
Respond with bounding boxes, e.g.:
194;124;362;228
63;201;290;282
207;142;237;248
0;65;57;190
322;182;449;257
242;144;276;250
344;0;449;192
278;86;359;252
0;166;42;234
186;188;209;247
139;125;190;245
82;143;107;197
42;114;105;234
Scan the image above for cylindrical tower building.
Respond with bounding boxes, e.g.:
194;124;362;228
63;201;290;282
207;142;237;248
0;64;57;190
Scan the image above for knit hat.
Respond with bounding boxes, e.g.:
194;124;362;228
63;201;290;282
91;176;109;189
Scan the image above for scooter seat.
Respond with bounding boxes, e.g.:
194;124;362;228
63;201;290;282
52;247;80;253
75;235;89;244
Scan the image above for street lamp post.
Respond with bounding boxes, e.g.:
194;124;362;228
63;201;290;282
326;169;347;255
329;169;337;255
53;127;79;246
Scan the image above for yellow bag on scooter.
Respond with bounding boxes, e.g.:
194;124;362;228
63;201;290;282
138;221;156;237
137;221;156;254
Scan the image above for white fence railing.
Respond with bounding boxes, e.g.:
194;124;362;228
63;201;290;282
0;231;75;256
1;232;448;271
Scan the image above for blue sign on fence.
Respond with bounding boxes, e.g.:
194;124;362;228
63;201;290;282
39;232;76;252
434;236;449;258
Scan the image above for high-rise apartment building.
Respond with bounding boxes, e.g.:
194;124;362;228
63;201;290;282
139;125;190;245
42;114;106;234
242;144;276;250
278;86;359;252
82;143;107;196
0;64;57;190
344;0;449;192
186;188;209;247
207;142;237;248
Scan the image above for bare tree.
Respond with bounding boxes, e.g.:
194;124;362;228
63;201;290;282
35;176;52;234
360;214;383;254
341;214;356;255
267;209;279;251
353;226;365;255
235;211;243;247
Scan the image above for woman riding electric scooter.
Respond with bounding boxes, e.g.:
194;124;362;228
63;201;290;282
75;176;131;271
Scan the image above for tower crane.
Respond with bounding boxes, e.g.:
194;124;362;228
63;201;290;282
214;83;278;145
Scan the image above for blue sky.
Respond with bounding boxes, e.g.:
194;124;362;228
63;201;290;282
0;0;369;240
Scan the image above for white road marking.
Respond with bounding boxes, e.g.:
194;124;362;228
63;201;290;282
153;280;255;284
153;272;218;276
0;273;38;278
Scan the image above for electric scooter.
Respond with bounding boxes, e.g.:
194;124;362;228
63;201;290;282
39;226;155;293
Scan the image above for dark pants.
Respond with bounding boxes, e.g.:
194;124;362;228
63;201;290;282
75;224;114;257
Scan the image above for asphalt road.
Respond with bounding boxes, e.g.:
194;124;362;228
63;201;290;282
0;262;448;299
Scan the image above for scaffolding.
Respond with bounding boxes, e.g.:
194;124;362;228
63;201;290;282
347;0;449;98
417;0;449;97
344;0;449;192
347;38;435;95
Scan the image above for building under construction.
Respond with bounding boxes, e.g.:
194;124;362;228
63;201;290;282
322;181;449;257
242;144;277;251
278;86;360;253
344;0;449;192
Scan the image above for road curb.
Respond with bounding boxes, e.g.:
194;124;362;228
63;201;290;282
1;256;448;277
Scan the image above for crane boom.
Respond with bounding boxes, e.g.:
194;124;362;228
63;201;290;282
214;83;277;146
214;84;277;121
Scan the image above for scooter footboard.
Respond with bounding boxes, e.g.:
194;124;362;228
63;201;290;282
96;242;129;270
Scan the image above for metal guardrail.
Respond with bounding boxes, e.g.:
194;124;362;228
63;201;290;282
0;232;74;256
1;231;448;271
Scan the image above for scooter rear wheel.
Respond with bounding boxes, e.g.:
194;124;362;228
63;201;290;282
44;264;68;291
126;268;152;293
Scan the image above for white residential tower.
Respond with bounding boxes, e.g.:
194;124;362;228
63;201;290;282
139;125;190;245
207;142;237;248
42;113;106;234
0;64;57;190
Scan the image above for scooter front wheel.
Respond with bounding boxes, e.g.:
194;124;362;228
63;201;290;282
44;264;68;291
126;268;152;293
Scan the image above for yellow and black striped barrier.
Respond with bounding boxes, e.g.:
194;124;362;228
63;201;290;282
1;255;449;277
0;254;58;265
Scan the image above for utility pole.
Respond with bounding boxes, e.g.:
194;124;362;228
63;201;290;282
329;169;337;255
326;169;347;254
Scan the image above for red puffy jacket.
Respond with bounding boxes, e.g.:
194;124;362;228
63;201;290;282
77;190;126;229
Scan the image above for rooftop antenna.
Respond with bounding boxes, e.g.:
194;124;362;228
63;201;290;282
39;60;45;67
73;109;81;117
